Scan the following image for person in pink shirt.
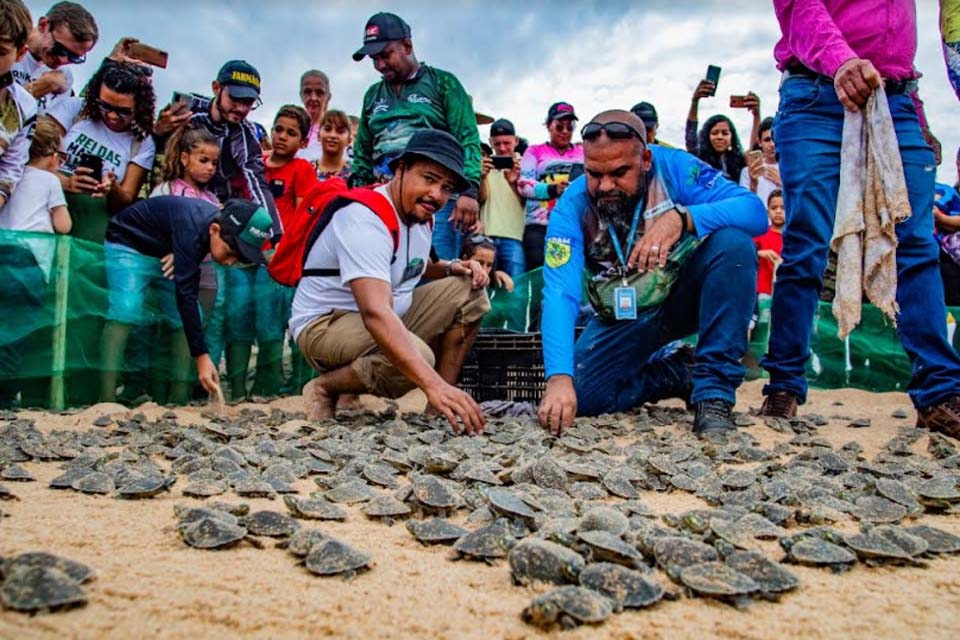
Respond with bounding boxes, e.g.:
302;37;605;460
517;102;583;270
760;0;960;440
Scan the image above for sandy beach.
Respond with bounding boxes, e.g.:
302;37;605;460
1;380;959;640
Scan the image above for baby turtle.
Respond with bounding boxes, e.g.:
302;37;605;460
362;463;399;489
182;480;228;498
874;478;922;514
532;456;569;491
680;562;758;606
48;468;90;490
1;566;87;612
324;479;374;504
406;518;468;546
653;536;720;582
508;539;585;586
522;585;613;630
282;529;329;557
871;525;929;558
71;472;114;495
781;536;856;572
283;495;347;521
453;519;516;562
180;516;250;550
843;531;915;564
709;518;760;551
117;476;175;499
853;496;907;524
363;494;412;524
578;562;664;611
304;538;372;579
577;530;644;569
903;525;960;554
240;510;300;538
724;551;799;599
411;475;460;515
2;552;94;584
486;488;537;523
578;506;629;537
1;464;35;482
233;478;277;499
915;476;960;510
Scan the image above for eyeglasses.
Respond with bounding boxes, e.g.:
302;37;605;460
553;120;575;132
96;99;134;119
580;121;645;142
49;36;86;64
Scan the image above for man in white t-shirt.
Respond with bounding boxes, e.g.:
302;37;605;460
12;2;97;115
290;130;491;433
740;117;780;207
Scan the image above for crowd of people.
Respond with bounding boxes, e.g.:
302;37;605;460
0;2;959;440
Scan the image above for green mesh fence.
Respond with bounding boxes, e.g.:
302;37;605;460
0;234;957;409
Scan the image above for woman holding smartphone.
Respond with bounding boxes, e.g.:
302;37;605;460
46;59;156;242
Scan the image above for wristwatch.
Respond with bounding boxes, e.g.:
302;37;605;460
445;259;461;276
673;204;689;230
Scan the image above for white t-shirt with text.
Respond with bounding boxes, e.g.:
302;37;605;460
289;185;433;341
11;53;75;115
47;97;156;183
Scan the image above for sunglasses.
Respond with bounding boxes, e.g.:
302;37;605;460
96;99;134;119
552;120;575;132
467;235;494;245
580;121;645;142
50;36;86;64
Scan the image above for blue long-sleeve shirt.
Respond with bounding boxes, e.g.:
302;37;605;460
106;196;220;358
542;145;768;379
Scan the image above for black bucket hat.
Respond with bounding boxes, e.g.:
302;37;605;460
388;130;471;192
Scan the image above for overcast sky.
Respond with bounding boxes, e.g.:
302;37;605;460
26;0;960;184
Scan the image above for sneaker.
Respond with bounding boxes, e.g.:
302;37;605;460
759;391;798;420
917;396;960;440
693;399;735;435
646;342;696;405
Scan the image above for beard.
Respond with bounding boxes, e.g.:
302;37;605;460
592;171;647;233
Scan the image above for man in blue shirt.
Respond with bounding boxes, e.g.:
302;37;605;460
538;110;767;436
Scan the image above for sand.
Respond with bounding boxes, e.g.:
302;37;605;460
2;380;960;640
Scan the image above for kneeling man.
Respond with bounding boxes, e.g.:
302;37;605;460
538;110;767;436
289;130;491;434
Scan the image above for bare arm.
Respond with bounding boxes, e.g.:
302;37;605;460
107;163;148;213
935;211;960;232
50;205;72;234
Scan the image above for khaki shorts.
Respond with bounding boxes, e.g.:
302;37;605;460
297;277;490;398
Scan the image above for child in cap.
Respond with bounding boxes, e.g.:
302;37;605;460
98;196;271;402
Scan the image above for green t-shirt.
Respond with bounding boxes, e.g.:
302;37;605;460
480;170;524;241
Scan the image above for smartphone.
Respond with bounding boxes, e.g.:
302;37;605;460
77;153;103;182
172;91;210;114
491;155;513;170
747;149;763;164
730;95;748;108
705;65;721;96
0;71;13;91
568;163;585;182
269;179;285;198
127;42;168;68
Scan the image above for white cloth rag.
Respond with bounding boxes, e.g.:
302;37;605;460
831;86;911;339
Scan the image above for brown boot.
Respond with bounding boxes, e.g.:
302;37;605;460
917;396;960;440
759;391;798;419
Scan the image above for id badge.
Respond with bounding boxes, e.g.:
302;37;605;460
614;286;637;320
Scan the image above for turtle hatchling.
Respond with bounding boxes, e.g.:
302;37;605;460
406;518;468;546
905;525;960;554
724;551;799;599
522;585;613;630
284;495;347;521
180;517;248;550
453;519;516;562
2;552;94;584
578;562;664;611
508;539;585;586
240;510;300;537
578;506;629;536
1;566;87;612
781;536;856;572
577;530;644;569
363;494;412;524
653;536;720;582
117;475;175;499
282;529;330;557
304;538;372;579
680;561;758;606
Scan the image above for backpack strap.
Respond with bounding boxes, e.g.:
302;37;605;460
301;189;400;278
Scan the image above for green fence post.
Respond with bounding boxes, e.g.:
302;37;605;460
49;235;71;410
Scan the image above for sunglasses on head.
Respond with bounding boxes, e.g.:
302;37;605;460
467;234;494;245
50;36;86;64
96;99;134;119
580;121;645;142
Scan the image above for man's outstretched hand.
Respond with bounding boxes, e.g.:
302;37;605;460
538;375;577;435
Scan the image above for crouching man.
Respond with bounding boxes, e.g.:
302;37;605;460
289;130;491;434
538;110;768;437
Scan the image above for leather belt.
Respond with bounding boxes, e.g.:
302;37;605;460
784;63;915;95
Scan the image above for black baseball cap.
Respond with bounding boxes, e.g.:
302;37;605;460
546;102;577;123
216;60;261;100
353;13;411;61
219;199;273;264
630;101;659;127
489;118;516;137
388;129;470;192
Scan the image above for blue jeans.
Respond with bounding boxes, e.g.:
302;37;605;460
574;227;757;415
104;242;181;328
491;237;525;279
432;199;462;261
762;76;960;409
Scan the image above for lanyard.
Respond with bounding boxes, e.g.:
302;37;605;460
607;199;645;269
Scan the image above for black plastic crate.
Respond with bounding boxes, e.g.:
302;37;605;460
459;332;545;403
